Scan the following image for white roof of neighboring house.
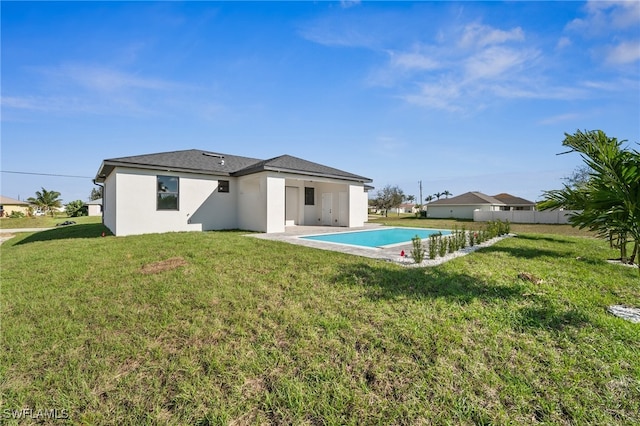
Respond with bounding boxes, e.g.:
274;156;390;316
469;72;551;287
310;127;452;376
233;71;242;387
86;198;103;205
0;195;30;205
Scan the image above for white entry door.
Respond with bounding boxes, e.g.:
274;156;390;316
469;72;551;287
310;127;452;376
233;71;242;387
322;193;333;225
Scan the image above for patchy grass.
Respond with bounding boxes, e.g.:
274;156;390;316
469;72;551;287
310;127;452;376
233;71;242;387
1;228;638;424
0;215;102;229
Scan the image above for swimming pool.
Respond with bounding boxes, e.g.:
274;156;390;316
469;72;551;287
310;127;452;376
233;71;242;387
300;227;451;249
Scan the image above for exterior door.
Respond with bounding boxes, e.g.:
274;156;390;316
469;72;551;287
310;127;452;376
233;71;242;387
322;193;333;225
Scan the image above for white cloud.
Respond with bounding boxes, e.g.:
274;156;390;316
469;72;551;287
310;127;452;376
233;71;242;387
566;1;640;36
340;0;361;9
464;46;534;80
538;113;581;125
401;81;463;112
556;37;572;49
584;0;640;32
41;64;180;93
459;23;524;49
606;40;640;65
4;64;198;117
389;51;440;71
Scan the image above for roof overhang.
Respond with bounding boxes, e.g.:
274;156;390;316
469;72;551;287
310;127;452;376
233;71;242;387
233;165;372;183
94;160;233;183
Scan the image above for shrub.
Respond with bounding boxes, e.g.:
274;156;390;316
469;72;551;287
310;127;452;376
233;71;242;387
438;236;448;257
9;211;25;218
65;200;87;217
410;236;426;264
428;234;438;259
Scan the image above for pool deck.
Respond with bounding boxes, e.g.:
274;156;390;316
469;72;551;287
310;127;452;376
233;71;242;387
248;223;419;263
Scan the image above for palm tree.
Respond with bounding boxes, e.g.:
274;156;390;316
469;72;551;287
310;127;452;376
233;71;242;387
27;187;62;217
433;192;443;200
539;130;639;268
425;195;435;203
443;190;452;198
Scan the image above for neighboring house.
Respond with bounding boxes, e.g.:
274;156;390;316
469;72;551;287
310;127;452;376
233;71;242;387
0;195;31;217
492;193;536;211
95;149;373;236
426;191;535;219
392;203;417;214
86;198;103;216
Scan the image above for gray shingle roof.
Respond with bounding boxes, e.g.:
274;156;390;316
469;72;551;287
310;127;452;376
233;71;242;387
0;195;30;205
492;193;535;206
96;149;371;183
427;191;505;206
233;154;371;181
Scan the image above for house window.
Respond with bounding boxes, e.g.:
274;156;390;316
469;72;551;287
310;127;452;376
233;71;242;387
218;180;229;193
305;187;315;205
157;175;179;210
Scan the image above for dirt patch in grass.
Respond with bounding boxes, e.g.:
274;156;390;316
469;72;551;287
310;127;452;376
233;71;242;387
140;257;188;274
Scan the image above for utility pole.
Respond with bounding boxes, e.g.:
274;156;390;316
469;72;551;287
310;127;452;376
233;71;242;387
419;181;423;211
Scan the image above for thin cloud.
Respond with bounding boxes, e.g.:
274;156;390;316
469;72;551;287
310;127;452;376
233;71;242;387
464;46;535;80
389;51;440;71
606;40;640;65
458;23;524;49
538;113;581;125
39;64;182;93
3;64;197;117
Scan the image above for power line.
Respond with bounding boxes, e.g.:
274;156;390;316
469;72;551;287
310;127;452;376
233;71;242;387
0;170;93;179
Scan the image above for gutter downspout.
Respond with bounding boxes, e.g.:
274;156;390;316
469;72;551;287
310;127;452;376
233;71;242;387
92;179;105;225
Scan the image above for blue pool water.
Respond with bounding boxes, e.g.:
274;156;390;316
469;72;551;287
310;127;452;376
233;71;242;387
301;227;451;248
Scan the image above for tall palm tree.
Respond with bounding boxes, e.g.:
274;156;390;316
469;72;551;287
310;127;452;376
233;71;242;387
433;192;443;200
425;195;435;203
27;187;62;217
443;190;452;198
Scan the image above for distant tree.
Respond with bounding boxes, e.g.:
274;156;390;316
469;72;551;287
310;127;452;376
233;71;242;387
27;188;62;217
425;195;435;203
373;185;405;217
89;187;103;201
434;192;443;200
562;165;591;189
406;195;415;204
443;190;452;198
65;200;87;217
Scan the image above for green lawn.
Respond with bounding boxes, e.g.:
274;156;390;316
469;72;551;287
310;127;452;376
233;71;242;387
1;224;638;424
0;214;102;229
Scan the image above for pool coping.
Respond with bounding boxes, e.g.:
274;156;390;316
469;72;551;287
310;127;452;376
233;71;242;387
297;226;451;250
247;224;512;265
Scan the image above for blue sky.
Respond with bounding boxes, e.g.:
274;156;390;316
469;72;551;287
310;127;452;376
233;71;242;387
2;1;639;204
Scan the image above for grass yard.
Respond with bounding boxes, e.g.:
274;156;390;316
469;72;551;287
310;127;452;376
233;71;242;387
1;223;638;424
0;215;102;229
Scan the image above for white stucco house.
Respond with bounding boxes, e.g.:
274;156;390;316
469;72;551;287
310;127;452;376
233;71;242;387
85;198;103;217
94;149;373;236
426;191;535;219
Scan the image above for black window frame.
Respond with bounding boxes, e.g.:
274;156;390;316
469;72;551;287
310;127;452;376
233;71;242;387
157;175;179;210
305;187;315;206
